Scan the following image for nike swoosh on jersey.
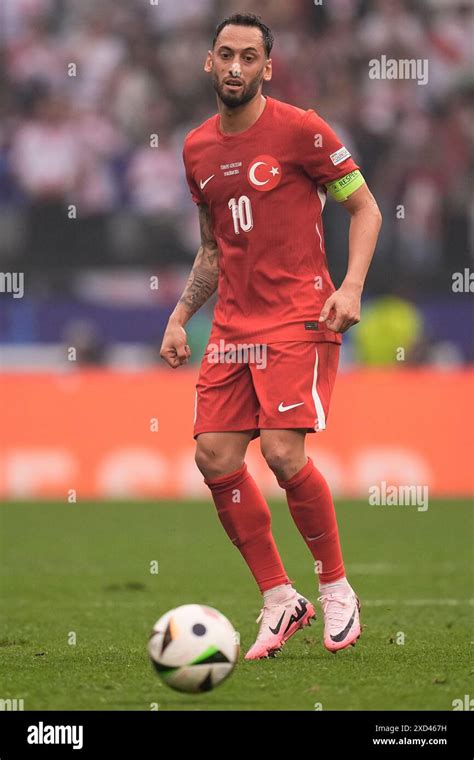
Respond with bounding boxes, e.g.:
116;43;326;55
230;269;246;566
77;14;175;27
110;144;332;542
278;402;304;413
330;605;357;642
200;175;215;190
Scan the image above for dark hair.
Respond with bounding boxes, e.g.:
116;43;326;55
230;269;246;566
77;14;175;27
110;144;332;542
213;13;274;58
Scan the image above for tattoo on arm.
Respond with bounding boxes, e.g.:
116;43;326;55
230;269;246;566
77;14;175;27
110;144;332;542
178;204;219;318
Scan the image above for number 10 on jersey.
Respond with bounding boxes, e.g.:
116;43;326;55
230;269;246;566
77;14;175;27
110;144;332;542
228;196;254;234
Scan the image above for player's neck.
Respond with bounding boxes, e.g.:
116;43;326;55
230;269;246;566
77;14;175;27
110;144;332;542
218;94;267;135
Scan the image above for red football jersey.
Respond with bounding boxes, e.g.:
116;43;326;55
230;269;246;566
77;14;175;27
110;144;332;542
183;96;360;345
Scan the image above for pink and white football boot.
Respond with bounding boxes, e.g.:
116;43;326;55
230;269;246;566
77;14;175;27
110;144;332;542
318;582;361;653
245;586;316;661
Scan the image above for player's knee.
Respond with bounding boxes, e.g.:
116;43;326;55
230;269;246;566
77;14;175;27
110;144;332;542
194;443;244;480
261;442;295;479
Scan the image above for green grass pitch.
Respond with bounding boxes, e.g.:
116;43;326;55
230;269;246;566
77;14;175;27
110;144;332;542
0;499;472;711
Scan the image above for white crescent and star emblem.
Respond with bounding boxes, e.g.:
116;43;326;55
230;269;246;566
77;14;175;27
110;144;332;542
247;155;282;192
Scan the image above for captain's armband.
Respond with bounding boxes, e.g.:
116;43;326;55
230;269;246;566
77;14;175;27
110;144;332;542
325;170;365;202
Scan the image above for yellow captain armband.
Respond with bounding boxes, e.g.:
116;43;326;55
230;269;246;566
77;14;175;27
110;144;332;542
325;170;365;202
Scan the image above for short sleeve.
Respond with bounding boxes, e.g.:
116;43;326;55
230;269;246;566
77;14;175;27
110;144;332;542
183;140;205;205
298;109;360;187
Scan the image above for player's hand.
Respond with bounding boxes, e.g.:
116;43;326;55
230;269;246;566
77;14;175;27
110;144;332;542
160;319;191;368
319;283;361;333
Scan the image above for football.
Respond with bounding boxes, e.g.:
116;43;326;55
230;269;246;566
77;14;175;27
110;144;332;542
148;604;239;693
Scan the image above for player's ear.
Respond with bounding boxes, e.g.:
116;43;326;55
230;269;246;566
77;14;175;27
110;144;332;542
263;58;273;82
204;51;213;73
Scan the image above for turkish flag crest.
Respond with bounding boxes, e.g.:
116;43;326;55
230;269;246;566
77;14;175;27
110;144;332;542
247;155;282;192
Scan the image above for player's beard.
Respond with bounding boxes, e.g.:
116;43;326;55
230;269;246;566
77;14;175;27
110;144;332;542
213;68;264;109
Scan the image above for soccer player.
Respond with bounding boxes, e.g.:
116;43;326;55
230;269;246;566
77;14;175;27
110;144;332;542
160;13;382;660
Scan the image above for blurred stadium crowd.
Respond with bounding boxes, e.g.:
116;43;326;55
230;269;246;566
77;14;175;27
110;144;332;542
0;0;472;367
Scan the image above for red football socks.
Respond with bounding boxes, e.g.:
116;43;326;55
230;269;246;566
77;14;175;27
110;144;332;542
278;457;345;583
204;463;291;593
